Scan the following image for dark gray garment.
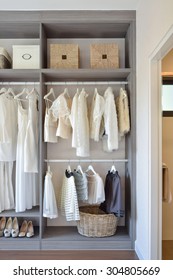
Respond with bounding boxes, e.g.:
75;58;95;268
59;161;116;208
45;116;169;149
100;171;124;217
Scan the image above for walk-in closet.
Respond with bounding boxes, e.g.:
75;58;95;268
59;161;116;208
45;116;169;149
0;11;136;250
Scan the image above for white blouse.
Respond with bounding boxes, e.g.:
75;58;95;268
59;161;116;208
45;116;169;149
85;172;105;204
103;87;118;152
50;92;72;139
44;107;58;143
116;88;130;136
90;89;105;142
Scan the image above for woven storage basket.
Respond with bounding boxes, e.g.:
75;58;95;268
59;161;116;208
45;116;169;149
50;44;79;69
90;43;119;69
77;205;118;237
0;47;12;69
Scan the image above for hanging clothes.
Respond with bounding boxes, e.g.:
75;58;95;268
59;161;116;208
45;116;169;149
0;93;17;161
24;91;39;173
103;87;118;152
76;89;90;157
60;169;80;221
73;169;88;201
15;101;39;212
43;169;58;219
100;170;124;217
50;91;72;139
116;88;130;136
69;89;79;148
85;171;105;204
0;162;14;213
90;88;105;142
44;107;58;143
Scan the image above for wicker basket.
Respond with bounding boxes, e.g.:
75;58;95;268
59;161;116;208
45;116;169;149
90;43;119;69
77;205;118;237
0;47;12;69
50;44;79;69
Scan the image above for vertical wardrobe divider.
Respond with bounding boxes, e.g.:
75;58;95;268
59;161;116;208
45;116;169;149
0;11;136;251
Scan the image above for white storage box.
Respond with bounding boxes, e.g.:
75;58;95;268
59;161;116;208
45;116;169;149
12;45;40;69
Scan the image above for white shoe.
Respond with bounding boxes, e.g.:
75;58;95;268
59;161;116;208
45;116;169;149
12;217;19;238
0;217;6;237
18;220;28;237
26;221;34;238
4;217;12;238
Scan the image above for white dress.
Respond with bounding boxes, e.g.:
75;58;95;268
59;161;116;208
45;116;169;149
116;88;130;136
0;94;17;213
69;90;79;148
43;170;58;219
24;92;38;173
0;162;14;212
15;101;39;212
103;87;118;152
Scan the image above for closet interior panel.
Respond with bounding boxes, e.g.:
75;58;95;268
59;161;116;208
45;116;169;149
0;11;136;250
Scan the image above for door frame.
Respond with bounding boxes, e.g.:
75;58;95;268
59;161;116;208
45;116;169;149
149;25;173;259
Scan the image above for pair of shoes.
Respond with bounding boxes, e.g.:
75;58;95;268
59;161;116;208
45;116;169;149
18;220;34;238
3;217;19;238
0;217;6;237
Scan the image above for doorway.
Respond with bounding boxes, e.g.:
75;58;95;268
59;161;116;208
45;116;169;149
149;25;173;260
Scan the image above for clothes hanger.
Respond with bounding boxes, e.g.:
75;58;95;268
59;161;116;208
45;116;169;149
14;87;30;100
86;164;96;175
5;87;15;98
26;86;39;99
63;87;70;98
76;164;83;174
110;163;116;173
0;87;7;94
44;88;55;102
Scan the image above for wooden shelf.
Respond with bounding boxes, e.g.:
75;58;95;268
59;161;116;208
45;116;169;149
42;68;131;82
0;69;40;82
42;226;132;250
0;206;40;218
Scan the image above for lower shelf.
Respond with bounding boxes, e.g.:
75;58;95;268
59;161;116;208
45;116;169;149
42;226;132;250
0;227;40;250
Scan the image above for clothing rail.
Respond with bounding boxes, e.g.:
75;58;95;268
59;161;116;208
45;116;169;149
0;82;40;85
44;81;128;86
44;159;128;163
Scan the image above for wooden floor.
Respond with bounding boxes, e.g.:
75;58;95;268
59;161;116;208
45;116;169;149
0;250;138;260
162;241;173;260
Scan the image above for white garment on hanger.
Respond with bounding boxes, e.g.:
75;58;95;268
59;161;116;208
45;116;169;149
0;162;15;213
44;107;58;143
85;171;105;205
0;94;17;161
43;170;58;219
60;170;80;221
69;90;79;148
76;89;90;157
103;87;118;151
24;91;38;173
90;89;105;142
50;92;72;139
116;88;130;136
15;101;39;213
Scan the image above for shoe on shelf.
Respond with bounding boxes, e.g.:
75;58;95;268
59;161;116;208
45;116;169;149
18;220;28;238
26;221;34;238
4;217;12;238
11;217;19;238
0;217;6;237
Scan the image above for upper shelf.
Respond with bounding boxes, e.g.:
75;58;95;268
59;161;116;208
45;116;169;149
42;68;131;82
0;69;40;82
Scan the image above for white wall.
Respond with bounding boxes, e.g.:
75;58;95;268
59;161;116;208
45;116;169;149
136;0;173;259
0;0;139;10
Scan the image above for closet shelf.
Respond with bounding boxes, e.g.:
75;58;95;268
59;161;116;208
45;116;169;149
0;69;40;81
0;206;40;217
41;68;131;82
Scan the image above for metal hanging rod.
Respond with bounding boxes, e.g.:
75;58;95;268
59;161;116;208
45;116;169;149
44;159;128;163
44;81;128;86
0;82;40;86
